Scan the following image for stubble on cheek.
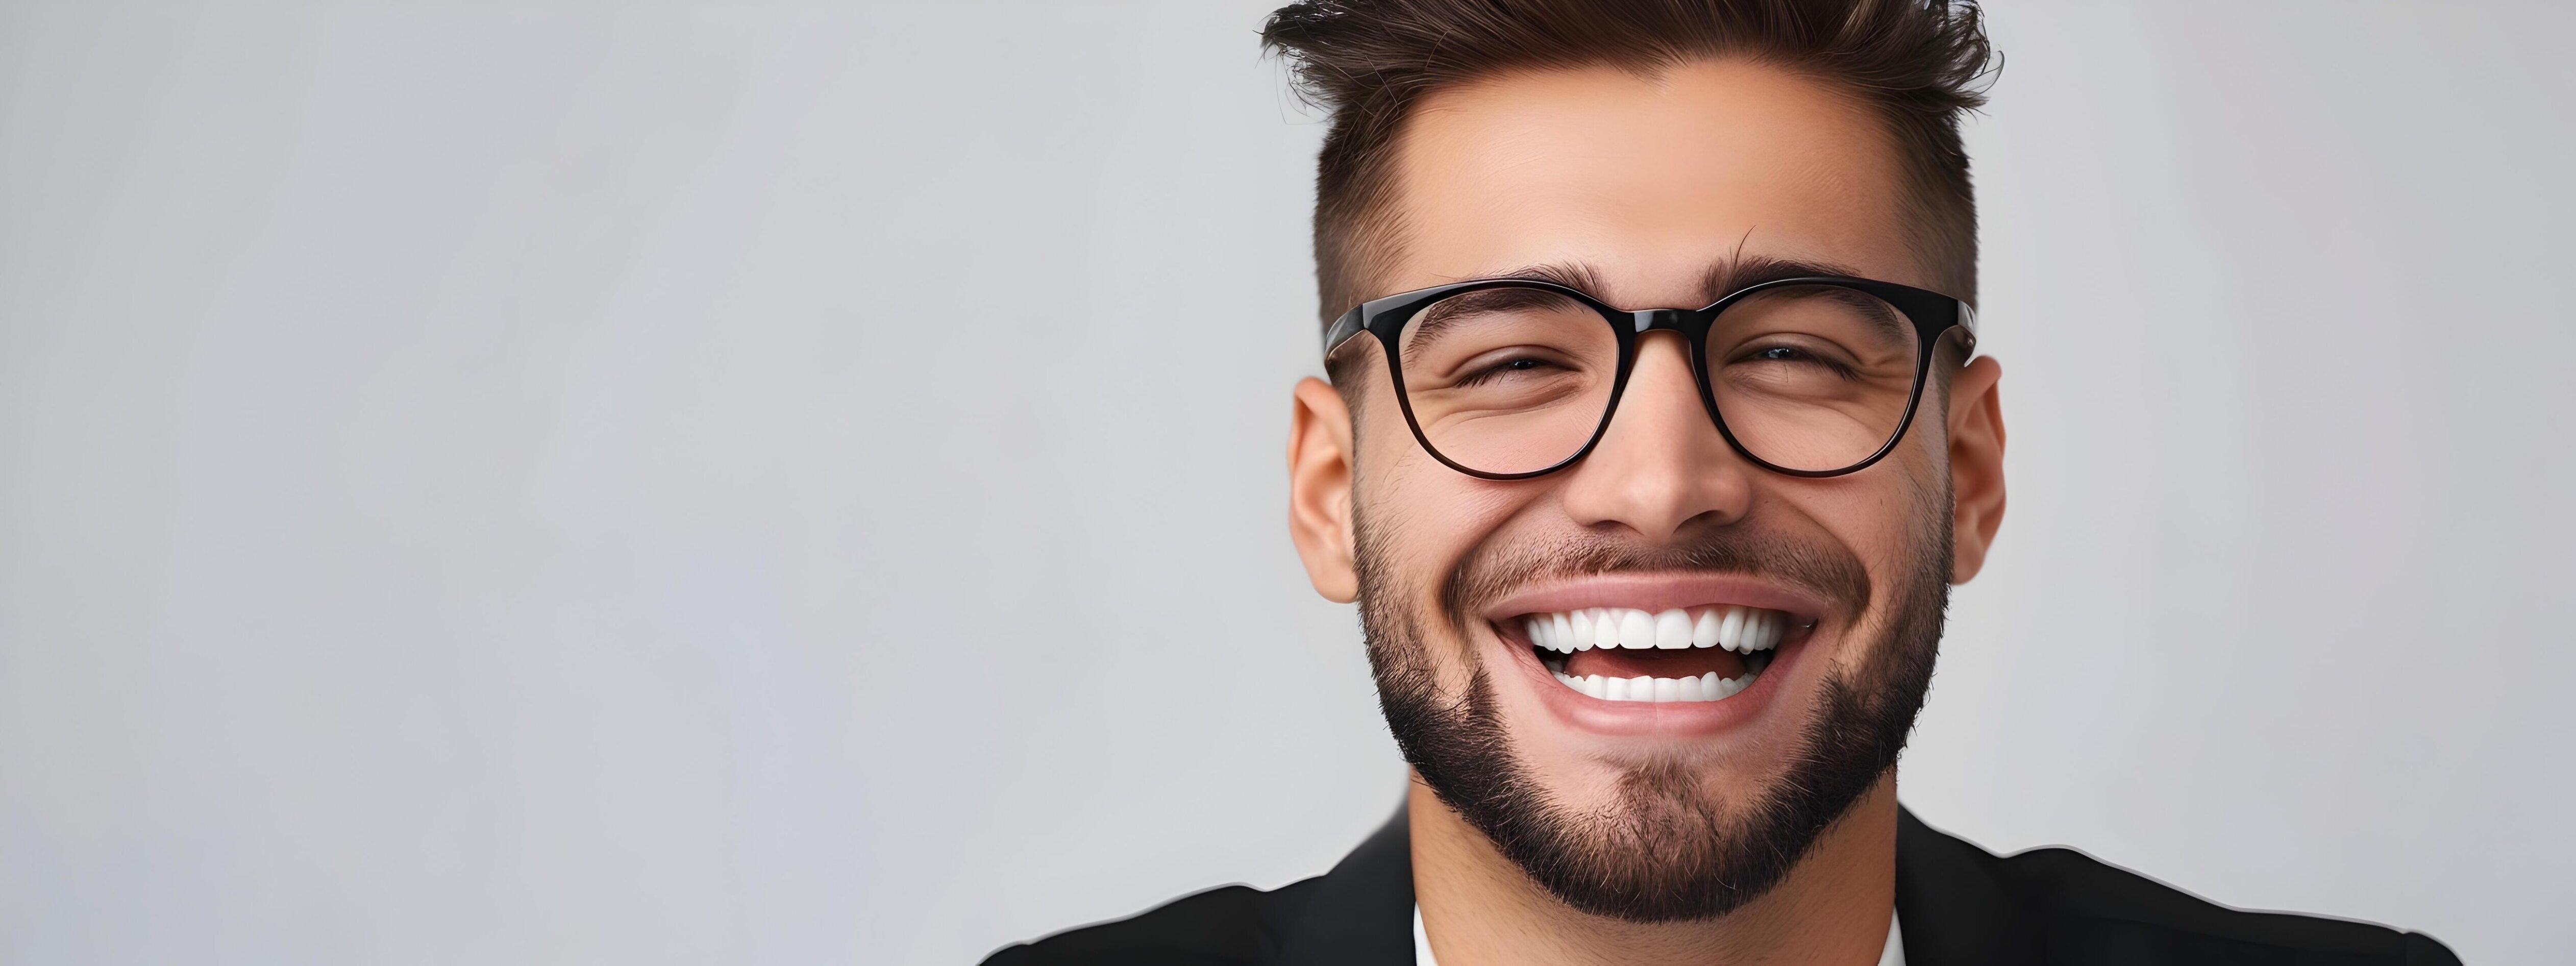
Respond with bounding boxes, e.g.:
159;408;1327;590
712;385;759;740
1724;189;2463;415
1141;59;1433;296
1349;441;1527;696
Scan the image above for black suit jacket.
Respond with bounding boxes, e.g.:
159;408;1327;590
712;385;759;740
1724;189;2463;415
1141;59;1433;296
985;806;2460;965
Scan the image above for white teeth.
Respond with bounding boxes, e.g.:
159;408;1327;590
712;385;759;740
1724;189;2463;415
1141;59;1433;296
1514;605;1793;654
1553;666;1761;703
1653;609;1693;649
1529;608;1774;656
1618;609;1656;649
1739;610;1779;652
1518;604;1797;699
1692;608;1721;648
1718;607;1746;652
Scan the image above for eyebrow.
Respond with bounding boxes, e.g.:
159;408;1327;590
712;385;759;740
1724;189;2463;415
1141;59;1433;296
1402;283;1593;357
1479;260;1612;294
1707;255;1912;344
1698;254;1875;304
1405;253;1909;349
1455;254;1876;308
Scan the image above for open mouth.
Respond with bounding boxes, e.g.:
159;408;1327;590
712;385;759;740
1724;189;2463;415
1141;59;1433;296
1513;605;1804;703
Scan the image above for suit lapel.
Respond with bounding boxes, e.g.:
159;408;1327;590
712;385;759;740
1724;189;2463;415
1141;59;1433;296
1278;803;1416;965
1895;806;2045;966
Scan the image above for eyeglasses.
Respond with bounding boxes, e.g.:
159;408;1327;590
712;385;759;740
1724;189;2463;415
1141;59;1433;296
1322;275;1975;479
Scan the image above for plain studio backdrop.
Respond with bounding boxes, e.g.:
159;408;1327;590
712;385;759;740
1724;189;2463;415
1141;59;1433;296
3;2;2570;962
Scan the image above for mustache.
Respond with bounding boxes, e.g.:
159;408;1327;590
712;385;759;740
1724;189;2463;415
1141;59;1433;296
1438;522;1875;630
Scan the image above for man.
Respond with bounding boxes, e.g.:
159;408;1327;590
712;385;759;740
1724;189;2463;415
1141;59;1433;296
991;1;2460;963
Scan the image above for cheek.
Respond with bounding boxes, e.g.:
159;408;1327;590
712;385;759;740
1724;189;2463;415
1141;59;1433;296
1901;413;1958;533
1834;412;1952;539
1773;456;1949;617
1355;415;1527;593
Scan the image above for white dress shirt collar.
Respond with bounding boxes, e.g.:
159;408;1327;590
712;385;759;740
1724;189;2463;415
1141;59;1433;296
1410;904;1904;965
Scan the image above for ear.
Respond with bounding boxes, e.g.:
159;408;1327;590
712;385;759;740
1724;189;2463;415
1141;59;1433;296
1289;376;1360;603
1946;355;2007;583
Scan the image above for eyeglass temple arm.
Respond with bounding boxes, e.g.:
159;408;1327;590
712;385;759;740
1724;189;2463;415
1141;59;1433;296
1947;299;1980;356
1321;305;1366;357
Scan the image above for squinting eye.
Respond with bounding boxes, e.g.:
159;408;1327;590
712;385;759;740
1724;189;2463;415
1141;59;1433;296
1463;357;1540;381
1452;354;1569;388
1737;342;1862;381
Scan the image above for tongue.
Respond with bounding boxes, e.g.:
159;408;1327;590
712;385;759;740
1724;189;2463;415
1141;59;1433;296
1565;648;1750;680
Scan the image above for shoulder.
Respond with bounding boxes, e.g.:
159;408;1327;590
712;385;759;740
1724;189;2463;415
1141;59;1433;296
1899;810;2460;965
1991;846;2462;964
980;877;1324;966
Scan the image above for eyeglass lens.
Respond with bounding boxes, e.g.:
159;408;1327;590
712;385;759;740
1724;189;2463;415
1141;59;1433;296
1394;284;1922;475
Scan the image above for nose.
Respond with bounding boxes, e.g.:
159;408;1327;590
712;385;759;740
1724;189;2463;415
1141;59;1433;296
1557;332;1754;542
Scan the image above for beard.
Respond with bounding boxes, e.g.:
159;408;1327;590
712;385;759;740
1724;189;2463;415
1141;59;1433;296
1354;482;1952;923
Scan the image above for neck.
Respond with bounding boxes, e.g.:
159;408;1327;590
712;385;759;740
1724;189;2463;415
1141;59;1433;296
1409;772;1899;966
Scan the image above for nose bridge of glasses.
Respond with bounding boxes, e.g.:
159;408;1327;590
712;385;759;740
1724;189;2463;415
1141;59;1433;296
1630;308;1687;333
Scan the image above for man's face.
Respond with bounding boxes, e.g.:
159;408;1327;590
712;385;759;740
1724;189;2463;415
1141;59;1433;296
1287;60;2008;920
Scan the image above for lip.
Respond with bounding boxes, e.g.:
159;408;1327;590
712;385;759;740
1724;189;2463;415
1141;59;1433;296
1496;620;1812;737
1478;572;1832;626
1475;572;1833;739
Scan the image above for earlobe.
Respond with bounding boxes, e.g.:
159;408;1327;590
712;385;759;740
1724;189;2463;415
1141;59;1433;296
1945;356;2007;583
1288;376;1360;603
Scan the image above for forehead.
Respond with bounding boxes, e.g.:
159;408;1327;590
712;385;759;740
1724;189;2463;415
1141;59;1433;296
1389;60;1924;304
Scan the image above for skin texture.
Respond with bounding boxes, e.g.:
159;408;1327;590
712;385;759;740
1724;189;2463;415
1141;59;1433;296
1286;61;2007;966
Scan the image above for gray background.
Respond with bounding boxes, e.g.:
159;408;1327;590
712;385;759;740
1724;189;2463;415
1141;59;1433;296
3;2;2568;963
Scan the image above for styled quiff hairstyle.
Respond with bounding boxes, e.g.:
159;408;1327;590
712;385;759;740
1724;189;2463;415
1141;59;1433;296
1261;0;1996;327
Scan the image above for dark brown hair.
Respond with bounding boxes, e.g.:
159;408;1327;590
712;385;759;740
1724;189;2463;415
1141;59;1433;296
1261;0;1997;326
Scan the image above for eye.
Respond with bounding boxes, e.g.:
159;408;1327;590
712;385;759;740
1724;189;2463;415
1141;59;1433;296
1455;355;1554;386
1735;341;1862;380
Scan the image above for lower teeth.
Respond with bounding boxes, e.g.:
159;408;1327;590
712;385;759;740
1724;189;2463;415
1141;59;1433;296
1544;650;1771;704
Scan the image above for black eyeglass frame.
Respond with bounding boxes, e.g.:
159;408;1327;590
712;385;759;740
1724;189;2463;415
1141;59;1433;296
1321;275;1977;480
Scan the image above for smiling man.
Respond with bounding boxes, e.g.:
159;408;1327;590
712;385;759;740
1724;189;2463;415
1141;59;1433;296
988;2;2458;964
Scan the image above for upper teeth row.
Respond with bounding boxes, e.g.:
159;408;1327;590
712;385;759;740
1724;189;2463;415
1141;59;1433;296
1522;605;1788;654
